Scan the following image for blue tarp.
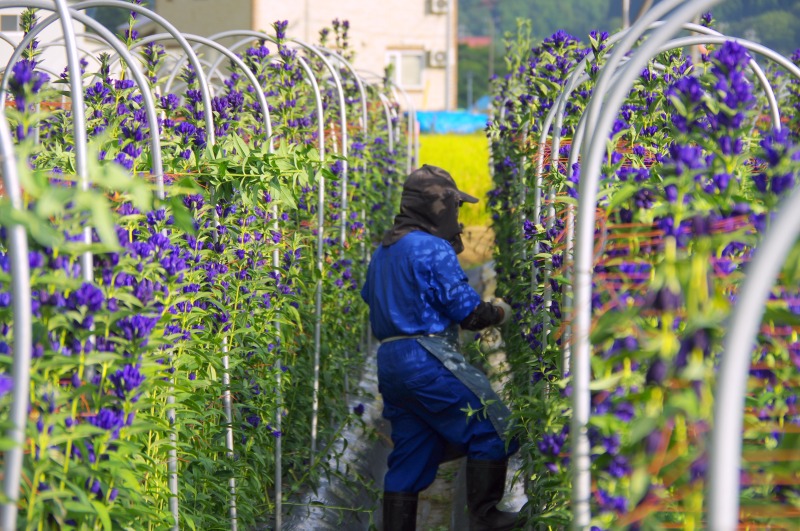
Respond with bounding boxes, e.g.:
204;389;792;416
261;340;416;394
416;110;489;134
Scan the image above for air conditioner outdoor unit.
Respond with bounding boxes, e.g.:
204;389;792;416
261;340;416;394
427;50;447;68
429;0;448;15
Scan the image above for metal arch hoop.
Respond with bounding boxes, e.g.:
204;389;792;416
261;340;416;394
376;91;395;152
162;32;329;529
125;31;283;531
72;0;216;147
313;46;368;132
204;31;351;250
0;109;31;531
390;83;418;173
589;36;800;530
708;184;800;527
0;4;165;192
201;29;334;465
0;2;176;526
38;40;106;69
0;0;91;527
0;30;106;70
532;22;783;377
570;0;724;526
125;33;274;148
356;68;416;175
354;70;402;138
103;43;227;98
566;28;800;500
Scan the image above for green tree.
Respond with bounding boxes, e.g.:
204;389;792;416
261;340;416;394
457;43;505;108
86;1;154;36
747;10;799;53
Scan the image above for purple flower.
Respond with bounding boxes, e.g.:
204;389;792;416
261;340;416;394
109;364;145;401
712;172;731;192
646;359;667;385
160;93;179;111
772;173;795;195
614;402;635;422
174;121;196;137
0;374;12;397
645;286;681;311
87;408;125;439
116;315;159;342
68;283;104;312
690;454;707;482
607;455;631;478
597;488;627;514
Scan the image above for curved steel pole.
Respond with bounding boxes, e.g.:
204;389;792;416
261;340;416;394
286;38;328;463
0;106;31;530
313;45;370;248
298;55;326;465
104;42;224;96
390;84;418;173
207;31;350;248
288;38;350;248
541;24;781;376
203;30;329;464
708;188;800;527
133;29;288;529
202;31;326;528
72;0;216;146
314;47;368;132
572;0;723;527
38;40;105;68
652;35;800;88
127;33;272;149
53;0;90;281
0;6;165;193
357;70;415;175
375;90;397;235
376;92;395;152
359;70;405;169
0;3;173;525
129;32;283;531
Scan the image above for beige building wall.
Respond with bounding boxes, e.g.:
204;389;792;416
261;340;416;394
155;0;253;36
254;0;456;110
154;0;456;111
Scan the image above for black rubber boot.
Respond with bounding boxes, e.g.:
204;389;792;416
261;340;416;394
466;459;520;531
382;491;418;531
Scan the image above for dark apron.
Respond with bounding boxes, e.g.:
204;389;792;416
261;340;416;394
415;330;513;443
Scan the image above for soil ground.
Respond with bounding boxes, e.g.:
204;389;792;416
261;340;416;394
416;461;461;530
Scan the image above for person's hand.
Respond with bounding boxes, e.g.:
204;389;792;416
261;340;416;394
479;326;503;354
492;298;511;325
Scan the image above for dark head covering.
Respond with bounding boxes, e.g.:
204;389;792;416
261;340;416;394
381;164;478;254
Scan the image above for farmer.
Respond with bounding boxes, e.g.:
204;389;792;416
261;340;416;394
361;164;519;531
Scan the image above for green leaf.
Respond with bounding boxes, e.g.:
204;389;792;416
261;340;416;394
169;196;197;235
628;416;658;444
232;133;251;159
588;373;622;391
91;500;113;531
606;182;640;212
629;466;651;506
87;195;120;249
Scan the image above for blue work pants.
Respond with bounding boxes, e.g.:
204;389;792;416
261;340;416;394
378;340;518;493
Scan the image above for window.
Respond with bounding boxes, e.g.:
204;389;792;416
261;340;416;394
0;15;19;32
387;50;424;89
